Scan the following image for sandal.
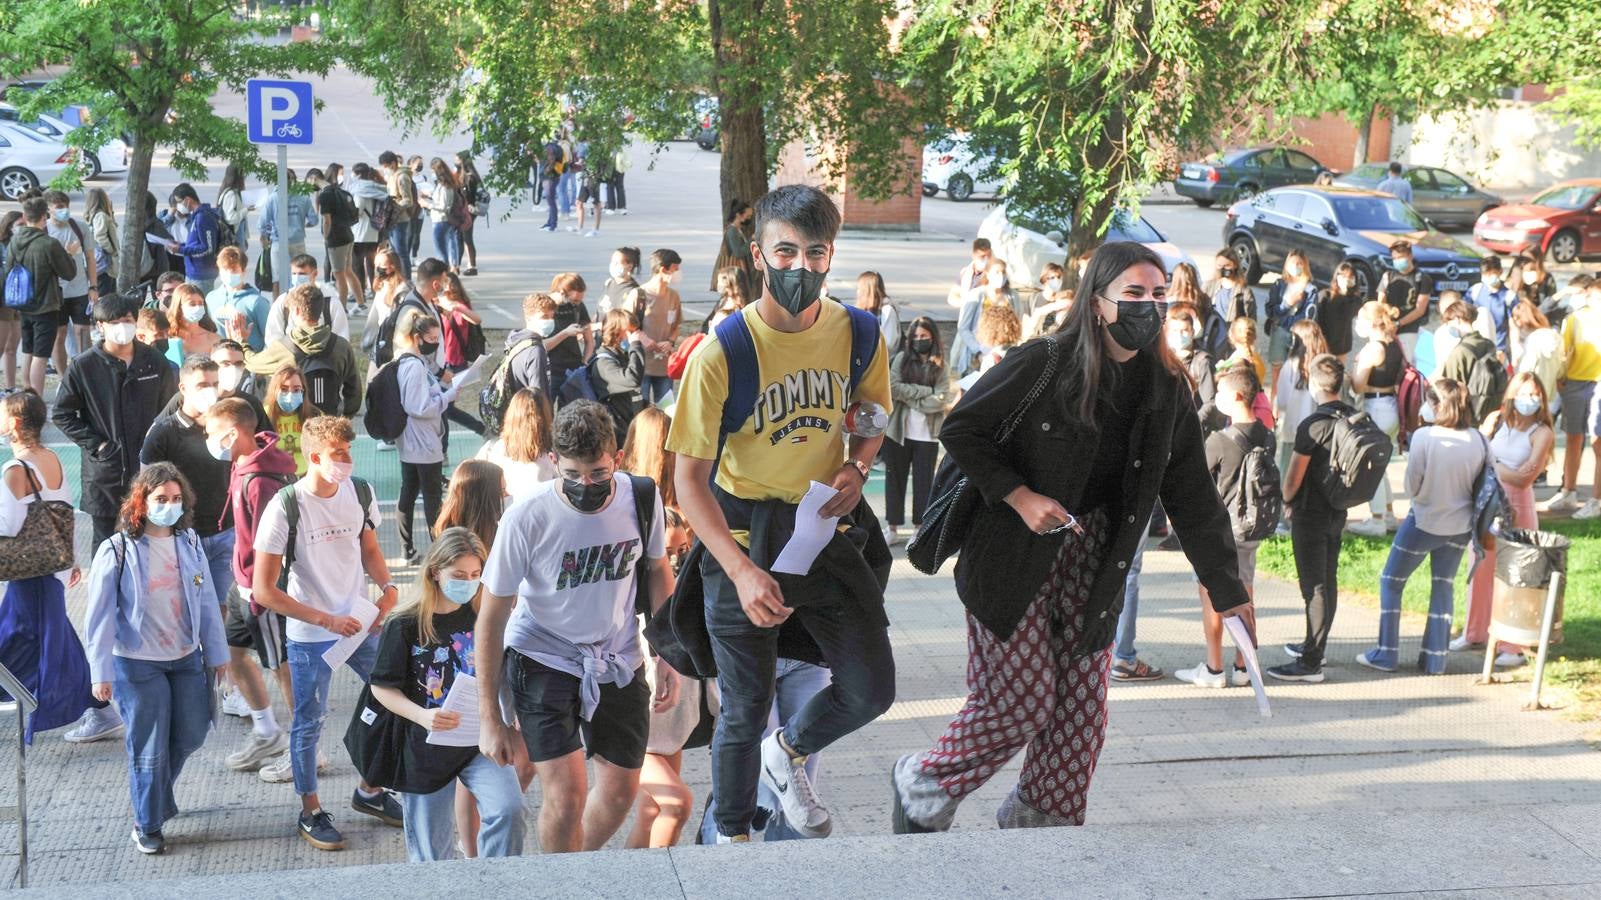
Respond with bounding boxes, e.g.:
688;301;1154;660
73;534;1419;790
1111;659;1164;681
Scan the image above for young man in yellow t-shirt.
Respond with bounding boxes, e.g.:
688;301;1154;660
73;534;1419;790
667;184;895;842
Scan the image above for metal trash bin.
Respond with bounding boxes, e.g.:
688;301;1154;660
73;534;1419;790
1490;528;1570;646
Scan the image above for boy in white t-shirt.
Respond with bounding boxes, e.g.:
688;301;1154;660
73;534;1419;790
476;400;678;854
251;415;402;851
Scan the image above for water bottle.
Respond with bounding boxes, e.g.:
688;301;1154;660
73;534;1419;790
843;400;888;438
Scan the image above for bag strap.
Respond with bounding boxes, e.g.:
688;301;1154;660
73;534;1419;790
995;336;1061;444
278;484;300;590
715;308;759;450
5;458;46;504
843;303;880;398
353;477;376;532
630;473;656;617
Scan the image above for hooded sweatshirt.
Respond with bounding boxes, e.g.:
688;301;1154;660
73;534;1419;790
2;224;77;315
503;327;553;401
226;432;299;592
349;177;391;244
244;324;363;416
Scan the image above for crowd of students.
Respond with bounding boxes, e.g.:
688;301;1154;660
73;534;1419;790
1;173;1599;862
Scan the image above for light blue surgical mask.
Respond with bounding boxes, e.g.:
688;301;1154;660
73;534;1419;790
439;577;480;606
221;271;244;290
51;207;69;223
291;273;313;287
532;318;555;338
147;501;184;528
1513;395;1541;417
277;391;304;413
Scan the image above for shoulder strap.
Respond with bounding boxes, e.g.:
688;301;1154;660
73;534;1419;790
353;477;376;532
715;308;758;442
996;336;1061;443
278;484;300;588
5;458;45;503
843;303;880;397
629;473;656;617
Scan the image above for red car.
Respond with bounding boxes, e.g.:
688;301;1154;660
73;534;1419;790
1473;178;1601;264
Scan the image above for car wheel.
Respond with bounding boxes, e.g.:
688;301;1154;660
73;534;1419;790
1548;229;1581;264
947;174;974;202
1193;198;1214;209
1233;182;1260;203
1346;260;1376;300
696;133;719;151
0;167;37;201
1229;235;1261;285
83;152;102;179
922;185;939;198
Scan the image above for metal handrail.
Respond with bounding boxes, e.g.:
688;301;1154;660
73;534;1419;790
0;661;35;889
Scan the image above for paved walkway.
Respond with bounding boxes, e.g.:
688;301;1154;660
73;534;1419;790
5;518;1599;888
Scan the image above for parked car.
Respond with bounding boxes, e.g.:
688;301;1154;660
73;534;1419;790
0;103;128;177
1334;163;1501;229
1473;179;1601;264
978;203;1196;289
0;122;75;200
689;94;718;150
1173;146;1331;207
922;135;1005;201
2;80;91;127
1223;186;1482;298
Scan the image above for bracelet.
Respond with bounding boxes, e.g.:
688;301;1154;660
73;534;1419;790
379;582;398;595
847;459;870;482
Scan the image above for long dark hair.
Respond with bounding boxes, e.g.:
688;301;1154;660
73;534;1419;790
218;163;245;199
1051;241;1186;427
725;198;750;226
900;315;944;387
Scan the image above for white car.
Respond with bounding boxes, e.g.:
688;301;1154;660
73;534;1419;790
0;123;74;200
0;103;128;177
922;135;1006;202
978;203;1196;288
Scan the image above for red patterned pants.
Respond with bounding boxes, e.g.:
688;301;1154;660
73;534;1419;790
914;511;1111;823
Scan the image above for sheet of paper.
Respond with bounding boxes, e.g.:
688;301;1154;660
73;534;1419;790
425;672;483;748
144;231;171;246
320;596;380;671
1224;616;1272;718
772;481;841;576
451;353;492;393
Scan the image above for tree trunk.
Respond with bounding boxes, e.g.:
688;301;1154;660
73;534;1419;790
117;128;158;292
1352;107;1374;170
1067;107;1124;271
710;0;769;225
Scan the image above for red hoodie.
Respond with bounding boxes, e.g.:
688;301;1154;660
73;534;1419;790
226;431;299;593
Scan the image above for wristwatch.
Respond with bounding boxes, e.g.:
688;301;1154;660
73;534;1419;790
380;582;399;595
847;459;870;482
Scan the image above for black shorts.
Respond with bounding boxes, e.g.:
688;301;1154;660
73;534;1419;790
18;311;60;357
61;294;92;326
225;586;287;669
508;650;648;769
577;182;601;204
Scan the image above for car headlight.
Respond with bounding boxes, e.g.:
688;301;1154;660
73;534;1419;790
1514;219;1550;230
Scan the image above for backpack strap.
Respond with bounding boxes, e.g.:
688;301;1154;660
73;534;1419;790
714;308;759;446
277;483;300;590
843;302;880;398
629;473;657;617
353;477;377;532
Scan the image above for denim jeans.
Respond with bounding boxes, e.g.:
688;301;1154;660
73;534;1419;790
287;634;380;796
112;651;211;834
558;171;576;214
399;754;527;861
1114;538;1148;665
542;178;559;229
1363;396;1400;516
200;530;235;610
698;658;832;844
1373;514;1469;674
431;221;461;268
642;374;674;406
388;219;413;275
703;554;895;837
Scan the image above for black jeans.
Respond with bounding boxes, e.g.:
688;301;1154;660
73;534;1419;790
1291;507;1346;669
397;460;443;555
882;437;938;528
702;551;896;837
607;172;626;210
91;514;118;557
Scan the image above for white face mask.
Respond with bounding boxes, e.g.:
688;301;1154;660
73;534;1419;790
189;387;219;415
1354;320;1372;341
668;270;682;287
1336;277;1354;293
985;272;1006;289
609;262;629;281
182;304;207;323
1483;275;1502;289
1285;263;1302;278
1420;401;1436;424
217;364;244;393
1522;270;1538;286
104;322;136;346
1044;278;1063;294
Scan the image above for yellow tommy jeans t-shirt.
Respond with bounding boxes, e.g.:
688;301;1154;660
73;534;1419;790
667;300;893;504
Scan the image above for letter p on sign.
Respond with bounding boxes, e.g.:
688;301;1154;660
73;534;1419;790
246;79;314;146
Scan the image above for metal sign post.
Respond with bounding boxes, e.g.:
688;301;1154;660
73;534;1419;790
246;79;314;290
1;662;38;888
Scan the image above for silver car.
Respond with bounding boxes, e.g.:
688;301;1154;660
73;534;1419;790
1334;163;1502;229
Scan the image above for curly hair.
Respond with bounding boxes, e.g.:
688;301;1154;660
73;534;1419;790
553;400;617;461
118;462;196;538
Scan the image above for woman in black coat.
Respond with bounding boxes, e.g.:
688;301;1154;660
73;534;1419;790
891;241;1250;831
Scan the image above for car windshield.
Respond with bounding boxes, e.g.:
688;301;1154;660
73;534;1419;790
1012;208;1162;243
1530;184;1599;211
1330;196;1427;232
1346;164;1385;181
0;125;47;144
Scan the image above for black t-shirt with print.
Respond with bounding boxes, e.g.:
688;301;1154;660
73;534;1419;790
1380;270;1435;335
317;184;355;248
369;604;479;792
547;300;592;376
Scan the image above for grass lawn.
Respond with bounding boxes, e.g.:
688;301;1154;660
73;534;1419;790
1255;517;1601;722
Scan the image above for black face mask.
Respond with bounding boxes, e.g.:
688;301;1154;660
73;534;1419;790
910;337;934;355
760;252;827;316
152;338;170;354
418;339;440;357
562;476;612;512
1104;300;1165;352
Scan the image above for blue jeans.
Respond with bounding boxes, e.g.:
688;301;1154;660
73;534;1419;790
287;634;380;796
542;177;559;229
431;221;461;268
1373;513;1469;674
112;651;211;834
200;530;234;610
1115;538;1149;665
399;754;526;861
388;219;413;275
703;554;895;837
558;171;576;214
643;374;674;406
699;659;832;844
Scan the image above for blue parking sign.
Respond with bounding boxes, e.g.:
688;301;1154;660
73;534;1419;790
246;79;314;145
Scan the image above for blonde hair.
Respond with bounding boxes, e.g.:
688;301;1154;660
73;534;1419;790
1228;316;1265;375
1359;300;1400;342
391;527;486;646
502;388;553;463
621;407;677;511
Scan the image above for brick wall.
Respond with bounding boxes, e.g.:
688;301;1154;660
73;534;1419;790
772;135;923;231
1291;112;1395;171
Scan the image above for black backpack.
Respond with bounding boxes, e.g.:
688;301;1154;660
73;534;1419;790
363;354;419;442
335;188;360;229
1314;410;1394;509
1225;429;1282;542
1465;345;1509;426
478;337;538;435
372;293;426;367
293;342;345;415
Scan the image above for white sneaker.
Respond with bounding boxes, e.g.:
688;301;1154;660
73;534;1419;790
583;229;600;238
227;730;289;771
1382;512;1400;532
1495;652;1528;668
1230;667;1252;688
714;831;750;844
1347;517;1387;537
376;439;397;453
221;688;251;718
758;732;831;838
1447;634;1479;652
63;706;124;743
883;524;906;546
1174;663;1226;688
259;749;329;783
1546;490;1581;513
1574;499;1601;520
565;225;578;233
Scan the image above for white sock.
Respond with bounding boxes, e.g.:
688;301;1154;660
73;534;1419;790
250;706;279;738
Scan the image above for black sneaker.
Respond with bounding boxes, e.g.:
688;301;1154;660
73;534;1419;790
351;788;404;827
131;827;164;855
299;809;346;851
1283;642;1304;659
1267;660;1325;683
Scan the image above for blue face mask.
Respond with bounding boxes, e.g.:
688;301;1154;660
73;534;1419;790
147;501;184;528
222;271;244;290
278;391;304;413
292;273;313;287
1513;395;1541;417
439;577;480;606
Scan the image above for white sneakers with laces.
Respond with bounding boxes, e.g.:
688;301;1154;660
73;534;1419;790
1574;498;1601;520
1546;490;1581;514
758;732;832;838
259;749;330;783
221;688;251;718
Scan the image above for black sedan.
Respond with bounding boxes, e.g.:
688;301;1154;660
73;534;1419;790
1223;186;1484;298
1334;163;1502;229
1173;146;1330;207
